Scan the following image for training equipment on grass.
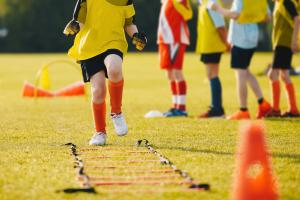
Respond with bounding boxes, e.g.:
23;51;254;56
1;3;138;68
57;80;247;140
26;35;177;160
232;123;278;200
22;60;87;98
63;140;210;193
144;110;164;118
22;81;54;97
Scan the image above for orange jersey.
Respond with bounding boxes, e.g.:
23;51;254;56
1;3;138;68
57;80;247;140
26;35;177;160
157;0;192;45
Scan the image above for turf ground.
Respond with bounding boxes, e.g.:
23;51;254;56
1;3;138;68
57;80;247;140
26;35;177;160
0;53;299;200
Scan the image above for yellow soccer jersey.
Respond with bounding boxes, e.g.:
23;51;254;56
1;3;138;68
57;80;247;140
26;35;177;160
273;0;300;48
68;0;135;60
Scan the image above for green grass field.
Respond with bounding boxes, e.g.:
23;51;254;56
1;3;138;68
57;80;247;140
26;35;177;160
0;53;299;200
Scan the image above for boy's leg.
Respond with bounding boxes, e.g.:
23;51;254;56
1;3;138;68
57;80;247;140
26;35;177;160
227;69;250;120
105;54;124;114
207;64;222;110
247;71;271;119
236;69;248;110
167;70;178;109
280;69;299;116
267;68;281;117
89;71;107;145
173;69;186;112
172;44;188;117
268;46;298;117
105;53;128;135
198;53;225;118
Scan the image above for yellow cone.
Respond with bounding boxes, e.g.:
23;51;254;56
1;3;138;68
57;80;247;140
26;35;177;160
40;67;51;90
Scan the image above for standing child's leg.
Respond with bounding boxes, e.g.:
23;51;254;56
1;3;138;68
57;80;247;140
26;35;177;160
173;69;187;113
89;71;107;146
227;69;250;120
105;54;128;136
280;70;299;117
167;70;178;109
247;71;271;119
267;69;281;117
199;63;225;118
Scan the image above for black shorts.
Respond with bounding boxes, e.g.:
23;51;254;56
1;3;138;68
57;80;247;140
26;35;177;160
200;53;222;64
272;46;292;69
231;46;256;69
80;49;123;82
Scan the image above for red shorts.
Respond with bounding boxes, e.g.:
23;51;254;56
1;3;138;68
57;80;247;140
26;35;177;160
159;44;186;70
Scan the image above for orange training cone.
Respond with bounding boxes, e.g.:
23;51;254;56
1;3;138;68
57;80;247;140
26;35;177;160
22;81;54;97
54;81;85;97
232;123;279;200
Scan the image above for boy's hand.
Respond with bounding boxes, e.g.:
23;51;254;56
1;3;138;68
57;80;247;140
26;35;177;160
207;1;219;11
63;20;80;36
132;32;147;51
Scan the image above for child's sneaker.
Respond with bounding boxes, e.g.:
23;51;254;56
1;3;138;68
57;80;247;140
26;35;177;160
164;108;188;117
175;109;188;117
163;108;177;117
89;132;106;146
198;107;225;118
256;100;272;119
227;110;250;120
111;113;128;136
265;109;281;118
281;111;300;118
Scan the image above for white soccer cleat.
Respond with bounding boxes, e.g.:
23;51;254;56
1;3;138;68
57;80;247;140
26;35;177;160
111;113;128;136
89;132;107;146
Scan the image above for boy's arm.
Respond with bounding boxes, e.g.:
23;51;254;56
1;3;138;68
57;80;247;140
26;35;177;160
292;17;300;52
207;6;230;50
217;27;231;50
63;0;87;36
209;2;239;19
282;0;300;52
172;0;193;21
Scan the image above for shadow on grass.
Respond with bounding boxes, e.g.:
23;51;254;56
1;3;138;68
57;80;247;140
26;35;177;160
157;145;300;163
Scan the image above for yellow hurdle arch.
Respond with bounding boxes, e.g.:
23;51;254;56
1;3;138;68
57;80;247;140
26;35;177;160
33;60;88;99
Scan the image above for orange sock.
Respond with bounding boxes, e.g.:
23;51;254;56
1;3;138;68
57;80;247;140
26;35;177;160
285;83;299;113
271;81;280;111
109;79;124;114
92;101;106;133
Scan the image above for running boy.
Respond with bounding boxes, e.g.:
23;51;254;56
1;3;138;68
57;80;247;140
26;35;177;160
210;0;272;120
196;0;230;118
267;0;300;117
157;0;193;117
64;0;147;145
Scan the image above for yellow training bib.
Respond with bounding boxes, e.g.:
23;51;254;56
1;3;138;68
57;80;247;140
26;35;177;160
68;0;135;60
196;0;226;54
237;0;268;24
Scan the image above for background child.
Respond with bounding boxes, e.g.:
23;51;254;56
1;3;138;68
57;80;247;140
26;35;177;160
267;0;300;117
211;0;272;120
196;0;230;118
157;0;193;117
64;0;147;145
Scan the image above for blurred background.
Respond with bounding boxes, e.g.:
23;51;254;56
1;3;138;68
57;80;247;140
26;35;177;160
0;0;273;53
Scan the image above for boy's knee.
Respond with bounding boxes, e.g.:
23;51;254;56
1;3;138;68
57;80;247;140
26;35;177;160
280;71;291;83
107;64;122;81
268;69;279;81
91;86;106;103
173;70;184;81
